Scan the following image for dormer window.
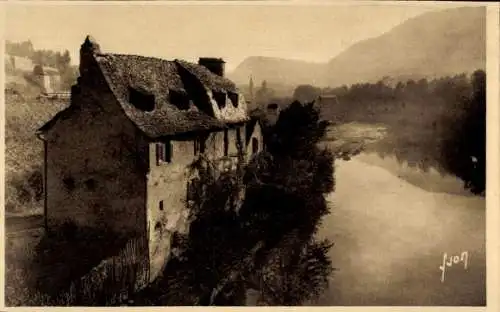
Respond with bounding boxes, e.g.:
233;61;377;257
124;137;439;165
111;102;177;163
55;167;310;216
169;89;190;110
228;92;239;107
129;86;155;112
213;91;226;109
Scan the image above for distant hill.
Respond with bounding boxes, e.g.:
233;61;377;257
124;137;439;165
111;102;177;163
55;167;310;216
229;7;485;88
324;6;485;87
228;56;325;87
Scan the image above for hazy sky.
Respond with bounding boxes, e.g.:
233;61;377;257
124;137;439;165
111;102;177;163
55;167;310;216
5;3;443;71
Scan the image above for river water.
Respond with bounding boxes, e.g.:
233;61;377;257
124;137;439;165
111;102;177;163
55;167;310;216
314;153;486;306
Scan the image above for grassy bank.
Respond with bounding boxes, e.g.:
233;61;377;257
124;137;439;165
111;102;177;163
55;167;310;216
5;92;68;215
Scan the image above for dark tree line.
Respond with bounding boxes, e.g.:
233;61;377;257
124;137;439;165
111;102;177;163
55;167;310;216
289;70;486;195
6;40;71;70
441;70;486;195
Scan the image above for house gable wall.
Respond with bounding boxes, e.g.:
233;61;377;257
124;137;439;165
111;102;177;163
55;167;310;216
146;138;196;281
246;122;264;160
145;123;246;282
44;75;148;237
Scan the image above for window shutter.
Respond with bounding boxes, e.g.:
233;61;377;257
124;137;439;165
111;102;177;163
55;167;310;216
166;141;172;162
156;143;161;165
224;129;229;156
252;138;259;155
157;142;166;165
200;137;205;153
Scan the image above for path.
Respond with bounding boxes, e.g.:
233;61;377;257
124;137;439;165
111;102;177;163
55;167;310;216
315;155;486;306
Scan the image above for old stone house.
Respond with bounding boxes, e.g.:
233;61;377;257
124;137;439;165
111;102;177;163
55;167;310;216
33;64;62;94
5;55;35;74
36;36;264;282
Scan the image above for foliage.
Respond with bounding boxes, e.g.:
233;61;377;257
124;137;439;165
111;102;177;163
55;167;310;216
293;84;321;104
131;101;335;306
241;101;335;304
255;80;276;106
5;94;68;214
441;70;486;194
319;71;485;195
6;40;71;71
5;40;35;59
5;225;148;307
255;237;334;305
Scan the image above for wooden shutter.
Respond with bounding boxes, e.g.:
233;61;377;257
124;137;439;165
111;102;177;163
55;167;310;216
156;143;165;165
252;138;259;155
223;129;229;156
165;141;172;162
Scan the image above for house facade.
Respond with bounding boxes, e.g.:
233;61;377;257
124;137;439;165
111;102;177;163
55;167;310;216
33;64;62;94
37;36;264;283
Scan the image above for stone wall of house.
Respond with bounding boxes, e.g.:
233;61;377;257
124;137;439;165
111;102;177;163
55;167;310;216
146;139;195;282
43;74;62;93
208;90;248;124
145;124;247;282
246;122;264;160
205;131;225;160
45;81;147;238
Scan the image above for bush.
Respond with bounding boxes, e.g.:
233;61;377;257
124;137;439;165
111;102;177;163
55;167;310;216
132;101;336;306
441;70;486;195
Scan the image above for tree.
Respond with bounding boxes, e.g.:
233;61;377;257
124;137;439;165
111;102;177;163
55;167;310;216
131;101;335;306
255;80;275;106
292;84;321;104
441;69;485;195
242;101;335;305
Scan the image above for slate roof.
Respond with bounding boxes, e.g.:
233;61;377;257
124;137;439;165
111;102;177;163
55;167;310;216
174;59;237;93
95;53;227;138
39;40;248;139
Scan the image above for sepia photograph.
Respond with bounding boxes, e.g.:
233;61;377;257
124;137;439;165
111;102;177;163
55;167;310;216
3;2;489;307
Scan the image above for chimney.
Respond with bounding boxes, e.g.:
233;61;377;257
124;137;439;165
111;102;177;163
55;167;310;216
79;35;101;77
198;57;225;77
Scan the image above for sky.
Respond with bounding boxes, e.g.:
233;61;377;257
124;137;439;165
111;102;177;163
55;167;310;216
4;3;443;71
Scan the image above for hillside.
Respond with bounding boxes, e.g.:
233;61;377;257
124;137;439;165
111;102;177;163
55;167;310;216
324;6;485;87
228;56;325;87
228;7;485;88
5;93;68;214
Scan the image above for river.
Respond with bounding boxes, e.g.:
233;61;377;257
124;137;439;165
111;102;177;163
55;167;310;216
314;153;486;306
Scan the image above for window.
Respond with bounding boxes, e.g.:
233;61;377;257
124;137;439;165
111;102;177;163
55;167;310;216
169;89;190;110
85;179;96;191
252;137;259;155
236;128;242;151
213;91;226;109
129;86;155;112
194;137;206;156
187;178;199;204
63;176;75;192
155;222;162;231
223;129;229;156
156;141;172;165
267;103;279;111
159;200;164;211
228;92;239;107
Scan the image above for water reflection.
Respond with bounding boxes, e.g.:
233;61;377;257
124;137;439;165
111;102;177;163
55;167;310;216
315;153;485;306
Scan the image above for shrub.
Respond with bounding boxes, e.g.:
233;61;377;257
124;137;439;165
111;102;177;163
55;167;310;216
132;101;335;306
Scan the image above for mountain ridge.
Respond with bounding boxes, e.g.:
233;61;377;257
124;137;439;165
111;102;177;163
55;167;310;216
228;6;485;88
